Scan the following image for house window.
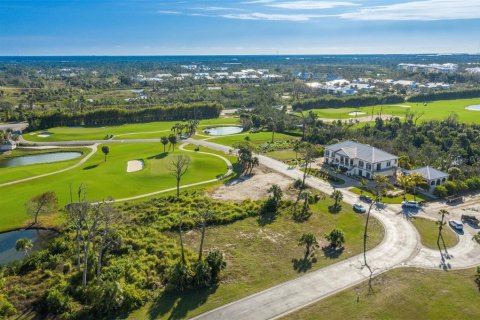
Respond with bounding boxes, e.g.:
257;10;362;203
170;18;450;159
350;159;354;166
366;163;371;170
359;161;364;168
366;172;371;179
431;181;435;185
376;163;381;171
386;161;391;167
325;150;330;157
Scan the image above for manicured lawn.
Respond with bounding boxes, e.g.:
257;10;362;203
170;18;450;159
303;98;480;124
284;268;480;320
0;143;228;232
350;187;434;204
265;149;298;161
411;217;459;249
0;148;89;185
206;131;299;147
25;117;239;142
129;200;384;319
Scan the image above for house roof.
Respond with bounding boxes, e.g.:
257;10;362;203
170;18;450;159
326;140;398;163
406;166;449;181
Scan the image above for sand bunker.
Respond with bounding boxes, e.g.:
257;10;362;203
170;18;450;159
348;111;366;116
127;160;144;173
37;132;52;138
466;105;480;111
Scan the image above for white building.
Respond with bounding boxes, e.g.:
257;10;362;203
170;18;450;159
0;140;17;151
324;140;398;179
404;166;449;193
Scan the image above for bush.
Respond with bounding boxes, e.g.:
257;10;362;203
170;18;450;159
443;181;457;195
166;262;191;291
0;294;16;318
433;185;448;198
205;250;226;283
192;260;212;288
43;288;71;315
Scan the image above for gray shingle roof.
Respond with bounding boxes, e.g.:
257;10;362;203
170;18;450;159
326;140;398;163
406;166;449;181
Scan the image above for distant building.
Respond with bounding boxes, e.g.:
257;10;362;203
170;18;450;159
397;63;458;74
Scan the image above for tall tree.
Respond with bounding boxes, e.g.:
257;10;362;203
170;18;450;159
298;232;318;258
397;174;412;201
161;136;169;153
169;155;191;197
168;134;178;151
25;191;58;225
409;173;425;201
101;145;110;162
331;189;344;210
194;206;214;261
437;209;450;249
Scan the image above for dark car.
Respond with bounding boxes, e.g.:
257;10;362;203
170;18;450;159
360;195;373;203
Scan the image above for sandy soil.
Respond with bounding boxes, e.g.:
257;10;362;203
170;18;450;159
127;160;144;173
210;165;294;201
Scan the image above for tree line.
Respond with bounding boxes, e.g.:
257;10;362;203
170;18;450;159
406;88;480;102
26;103;222;130
292;94;404;111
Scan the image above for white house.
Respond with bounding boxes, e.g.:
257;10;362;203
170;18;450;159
324;140;398;179
404;166;449;192
0;140;17;151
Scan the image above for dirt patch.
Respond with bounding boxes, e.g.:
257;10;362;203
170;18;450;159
210;165;294;201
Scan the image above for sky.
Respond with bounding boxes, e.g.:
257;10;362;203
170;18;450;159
0;0;479;55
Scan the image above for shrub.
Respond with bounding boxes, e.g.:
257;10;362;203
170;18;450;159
205;250;226;282
166;262;191;291
192;260;212;288
0;294;16;318
433;185;448;198
43;288;71;315
443;181;457;195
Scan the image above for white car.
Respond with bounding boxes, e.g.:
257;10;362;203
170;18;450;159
353;203;367;213
449;220;464;231
401;201;420;209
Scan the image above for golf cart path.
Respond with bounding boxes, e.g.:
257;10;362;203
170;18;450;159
0;144;98;188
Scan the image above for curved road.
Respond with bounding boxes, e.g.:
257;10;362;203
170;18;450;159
16;135;480;319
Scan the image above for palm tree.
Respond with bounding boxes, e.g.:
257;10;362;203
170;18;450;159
168;134;178;151
359;178;368;196
298;232;318;258
437;209;450;243
409;173;426;201
16;238;33;257
101;146;110;162
331;189;343;209
372;174;390;202
161;136;169;153
397;174;412;201
268;184;283;206
325;229;345;248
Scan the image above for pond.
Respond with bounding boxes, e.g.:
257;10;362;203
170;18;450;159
0;229;56;265
204;126;243;136
465;105;480;111
0;151;82;168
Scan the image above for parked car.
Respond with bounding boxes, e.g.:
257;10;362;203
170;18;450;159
449;219;464;231
360;195;373;203
446;195;464;204
353;203;367;213
461;214;479;227
401;201;420;209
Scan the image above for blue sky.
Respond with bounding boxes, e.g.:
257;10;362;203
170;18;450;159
0;0;479;55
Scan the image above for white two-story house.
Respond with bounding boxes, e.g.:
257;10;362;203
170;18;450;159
324;140;398;179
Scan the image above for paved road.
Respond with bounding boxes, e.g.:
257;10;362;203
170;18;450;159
17;135;480;319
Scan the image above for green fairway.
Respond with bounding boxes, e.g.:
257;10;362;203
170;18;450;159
284;268;480;320
0;148;89;185
0;143;228;232
130;200;384;319
304;98;480;123
205;131;299;147
411;217;459;249
25;117;239;142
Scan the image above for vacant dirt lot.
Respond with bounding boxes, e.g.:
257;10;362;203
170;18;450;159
210;165;294;201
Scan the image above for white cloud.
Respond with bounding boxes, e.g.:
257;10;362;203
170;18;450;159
221;12;323;21
267;1;358;10
340;0;480;21
157;10;181;15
